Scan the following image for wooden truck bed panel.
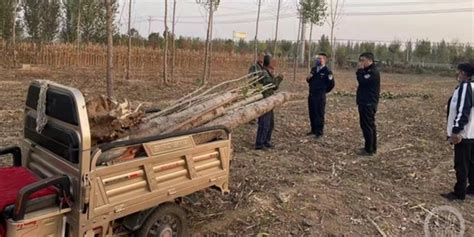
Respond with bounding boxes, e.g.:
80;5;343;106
88;136;230;220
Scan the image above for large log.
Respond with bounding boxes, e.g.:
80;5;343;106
205;92;294;129
132;91;241;138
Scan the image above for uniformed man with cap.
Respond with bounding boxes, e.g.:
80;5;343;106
443;62;474;201
356;52;381;156
306;53;335;139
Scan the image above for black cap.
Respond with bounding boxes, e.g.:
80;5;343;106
318;53;328;57
359;52;375;61
458;63;473;77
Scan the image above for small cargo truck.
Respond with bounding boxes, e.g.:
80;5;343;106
0;80;231;237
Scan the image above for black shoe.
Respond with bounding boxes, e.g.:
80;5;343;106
441;192;465;201
264;143;274;149
306;132;314;136
356;149;374;156
466;187;474;195
255;145;265;150
314;134;324;140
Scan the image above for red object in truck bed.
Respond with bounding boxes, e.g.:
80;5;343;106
0;167;56;213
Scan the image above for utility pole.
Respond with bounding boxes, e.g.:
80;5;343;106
273;0;281;56
253;0;261;62
127;0;132;80
171;0;177;82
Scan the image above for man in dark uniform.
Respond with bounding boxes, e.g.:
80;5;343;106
443;63;474;201
356;52;380;156
306;53;335;139
255;54;283;150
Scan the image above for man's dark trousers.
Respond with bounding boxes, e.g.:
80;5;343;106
308;93;326;136
256;110;274;147
454;142;474;198
358;104;377;153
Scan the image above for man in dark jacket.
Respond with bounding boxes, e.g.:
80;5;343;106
249;53;265;76
443;63;474;201
306;53;335;138
356;52;380;156
255;55;283;150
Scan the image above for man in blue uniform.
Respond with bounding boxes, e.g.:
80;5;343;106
356;52;381;156
306;53;335;139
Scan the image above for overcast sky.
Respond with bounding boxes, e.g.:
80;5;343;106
117;0;474;44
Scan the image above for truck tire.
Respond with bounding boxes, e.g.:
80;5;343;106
137;203;189;237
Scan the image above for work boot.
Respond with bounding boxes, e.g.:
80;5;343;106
466;186;474;195
255;145;266;150
306;131;314;136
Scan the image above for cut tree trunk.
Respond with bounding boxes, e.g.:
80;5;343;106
205;92;293;129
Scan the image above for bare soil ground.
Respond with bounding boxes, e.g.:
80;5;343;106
0;65;471;236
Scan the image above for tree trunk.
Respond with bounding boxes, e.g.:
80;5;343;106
253;0;261;62
127;0;132;80
12;0;18;67
273;0;281;56
134;91;241;138
105;0;114;98
171;0;177;82
202;1;212;84
205;92;293;129
307;23;313;73
163;0;169;85
293;16;302;81
330;24;335;69
76;0;81;59
207;6;214;81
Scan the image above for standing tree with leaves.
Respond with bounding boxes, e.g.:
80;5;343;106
196;0;220;84
299;0;327;72
388;41;401;65
414;40;431;66
22;0;62;43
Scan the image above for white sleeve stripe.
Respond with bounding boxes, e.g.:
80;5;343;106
454;83;467;127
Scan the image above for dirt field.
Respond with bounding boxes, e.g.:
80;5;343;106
0;65;471;236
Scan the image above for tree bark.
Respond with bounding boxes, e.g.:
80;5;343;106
105;0;114;98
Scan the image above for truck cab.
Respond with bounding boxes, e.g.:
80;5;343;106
0;80;231;237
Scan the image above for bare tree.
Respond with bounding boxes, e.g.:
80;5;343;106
163;0;169;85
197;0;220;84
171;0;177;82
12;0;19;67
76;0;81;48
273;0;281;56
299;0;327;72
293;15;302;81
105;0;114;97
327;0;344;69
253;0;262;62
126;0;132;80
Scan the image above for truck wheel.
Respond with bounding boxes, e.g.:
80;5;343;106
137;203;189;237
